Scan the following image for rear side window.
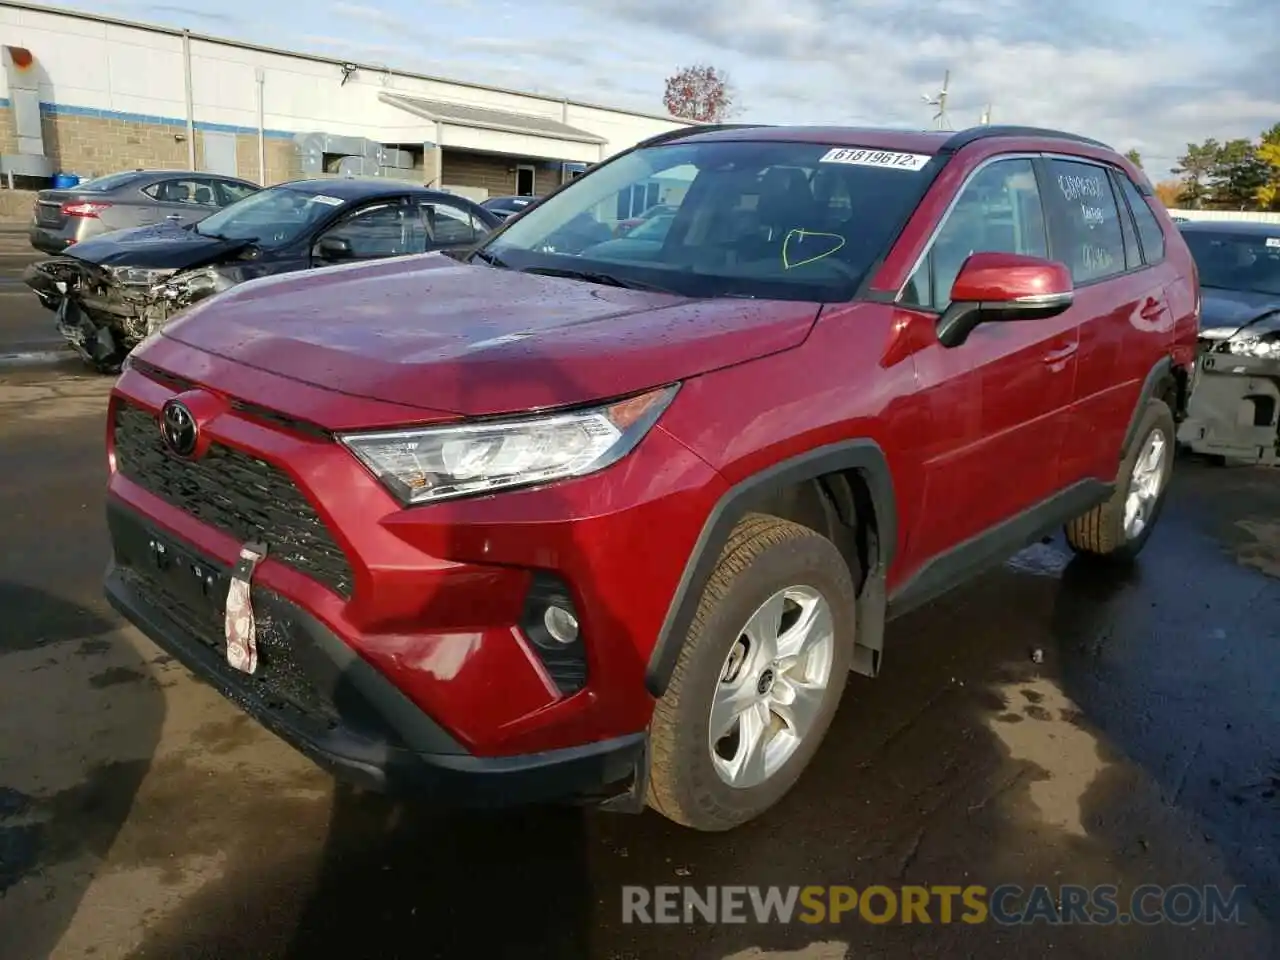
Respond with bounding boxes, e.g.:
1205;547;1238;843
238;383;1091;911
76;171;145;193
143;178;218;205
215;180;258;205
901;157;1048;310
1043;158;1127;284
1115;174;1165;265
420;200;479;246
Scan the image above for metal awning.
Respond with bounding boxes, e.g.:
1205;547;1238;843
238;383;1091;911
379;92;605;162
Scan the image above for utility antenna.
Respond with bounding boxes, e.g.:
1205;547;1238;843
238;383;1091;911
922;70;952;130
979;103;992;125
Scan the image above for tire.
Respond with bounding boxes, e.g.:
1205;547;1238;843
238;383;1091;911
1065;398;1175;562
645;513;857;831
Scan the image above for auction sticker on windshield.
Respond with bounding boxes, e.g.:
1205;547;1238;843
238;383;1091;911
1266;237;1279;248
818;148;931;171
308;195;344;206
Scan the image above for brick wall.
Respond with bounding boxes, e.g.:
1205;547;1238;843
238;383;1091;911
230;133;303;185
442;150;564;198
40;111;188;179
0;189;38;220
0;106;16;157
3;106;305;184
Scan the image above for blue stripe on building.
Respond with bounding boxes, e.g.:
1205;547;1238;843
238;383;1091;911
0;97;295;139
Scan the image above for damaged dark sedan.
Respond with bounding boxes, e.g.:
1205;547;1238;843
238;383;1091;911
23;177;503;371
1176;220;1280;465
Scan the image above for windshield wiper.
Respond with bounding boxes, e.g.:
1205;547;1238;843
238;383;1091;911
519;265;679;295
196;228;256;243
470;248;510;269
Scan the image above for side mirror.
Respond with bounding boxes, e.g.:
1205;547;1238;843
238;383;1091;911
937;252;1074;348
313;236;353;261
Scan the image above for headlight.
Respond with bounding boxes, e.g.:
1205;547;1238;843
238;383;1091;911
153;266;237;301
1224;336;1280;359
112;266;177;286
339;384;680;505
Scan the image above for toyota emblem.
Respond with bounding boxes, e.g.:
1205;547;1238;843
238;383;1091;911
160;399;198;456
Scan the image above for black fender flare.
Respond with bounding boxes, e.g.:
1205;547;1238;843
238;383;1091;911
644;439;898;697
1121;356;1177;460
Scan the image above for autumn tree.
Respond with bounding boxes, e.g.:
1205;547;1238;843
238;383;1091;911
1212;138;1269;209
663;64;736;123
1172;140;1219;209
1257;122;1280;210
1124;148;1142;168
1153;180;1184;207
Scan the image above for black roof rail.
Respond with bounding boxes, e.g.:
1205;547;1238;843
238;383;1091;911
634;123;770;149
940;125;1113;153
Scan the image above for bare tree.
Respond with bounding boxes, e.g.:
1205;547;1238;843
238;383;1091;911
663;64;736;123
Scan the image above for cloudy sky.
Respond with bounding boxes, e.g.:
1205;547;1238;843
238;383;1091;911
56;0;1279;177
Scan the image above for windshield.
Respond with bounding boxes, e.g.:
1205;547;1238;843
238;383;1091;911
194;184;346;247
478;139;936;300
1183;230;1280;297
77;171;146;193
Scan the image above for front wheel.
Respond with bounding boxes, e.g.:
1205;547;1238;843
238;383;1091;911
645;513;857;832
1065;399;1175;562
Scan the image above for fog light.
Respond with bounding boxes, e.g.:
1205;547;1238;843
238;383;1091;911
543;604;579;645
521;573;588;695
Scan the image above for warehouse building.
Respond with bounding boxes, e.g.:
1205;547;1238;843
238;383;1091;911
0;0;691;205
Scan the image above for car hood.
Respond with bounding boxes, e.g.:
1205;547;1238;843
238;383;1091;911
158;253;822;416
64;220;253;270
1200;287;1280;340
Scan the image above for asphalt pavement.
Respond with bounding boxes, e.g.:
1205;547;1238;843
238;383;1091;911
1;297;1279;958
0;222;76;365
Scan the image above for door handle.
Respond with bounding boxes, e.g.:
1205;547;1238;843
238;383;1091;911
165;214;182;221
1043;343;1078;365
1140;298;1165;321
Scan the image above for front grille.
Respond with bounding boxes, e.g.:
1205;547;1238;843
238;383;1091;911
128;361;330;440
113;401;354;598
118;564;342;729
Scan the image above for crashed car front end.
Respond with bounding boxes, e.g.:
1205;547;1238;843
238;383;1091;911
1178;311;1280;465
23;258;238;370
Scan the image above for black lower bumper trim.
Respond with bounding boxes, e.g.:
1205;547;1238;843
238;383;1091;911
103;504;646;809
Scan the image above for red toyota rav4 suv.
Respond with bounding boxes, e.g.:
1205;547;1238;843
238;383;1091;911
104;124;1199;832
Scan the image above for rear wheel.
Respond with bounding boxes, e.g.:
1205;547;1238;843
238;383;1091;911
645;514;856;831
1065;399;1175;561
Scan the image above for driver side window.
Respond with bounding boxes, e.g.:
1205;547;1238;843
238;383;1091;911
901;158;1049;311
317;201;414;258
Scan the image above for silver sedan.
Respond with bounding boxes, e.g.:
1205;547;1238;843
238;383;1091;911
28;169;261;254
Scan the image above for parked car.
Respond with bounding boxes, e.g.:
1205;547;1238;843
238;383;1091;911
586;209;677;259
615;202;677;237
102;123;1198;832
23;177;502;371
1175;220;1280;464
28;169;261;254
480;194;538;220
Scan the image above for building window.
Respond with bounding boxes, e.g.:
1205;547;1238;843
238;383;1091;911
516;165;536;196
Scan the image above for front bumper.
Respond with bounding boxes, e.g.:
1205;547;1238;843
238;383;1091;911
104;500;647;806
106;345;726;760
1178;349;1280;465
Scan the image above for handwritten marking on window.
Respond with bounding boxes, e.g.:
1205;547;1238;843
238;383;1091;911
782;229;846;269
1058;173;1104;202
1081;244;1116;274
